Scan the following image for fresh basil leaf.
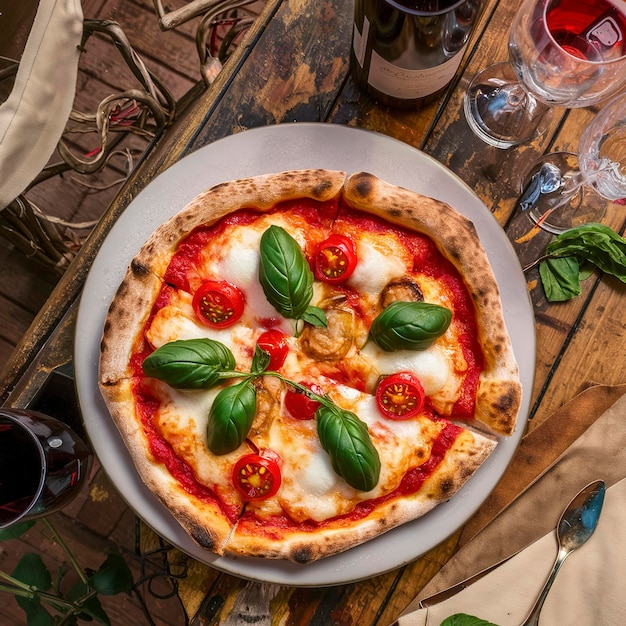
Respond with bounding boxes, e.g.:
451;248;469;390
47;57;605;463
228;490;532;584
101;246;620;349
441;614;499;626
142;338;236;389
251;345;271;374
546;223;626;281
369;301;452;352
301;306;328;328
316;405;380;492
207;380;257;454
259;225;314;319
539;256;582;302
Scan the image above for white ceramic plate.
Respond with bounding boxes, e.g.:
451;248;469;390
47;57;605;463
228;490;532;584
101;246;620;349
74;123;535;586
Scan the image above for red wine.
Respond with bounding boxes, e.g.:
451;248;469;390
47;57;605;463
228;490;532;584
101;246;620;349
0;411;91;527
351;0;483;108
546;0;626;61
0;421;43;525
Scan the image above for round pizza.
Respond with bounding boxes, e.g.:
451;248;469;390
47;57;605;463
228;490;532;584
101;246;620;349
99;170;522;563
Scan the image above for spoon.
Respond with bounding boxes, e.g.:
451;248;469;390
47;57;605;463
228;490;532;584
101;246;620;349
519;479;606;626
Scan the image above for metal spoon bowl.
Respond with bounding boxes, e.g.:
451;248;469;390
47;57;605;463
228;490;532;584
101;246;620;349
520;479;606;626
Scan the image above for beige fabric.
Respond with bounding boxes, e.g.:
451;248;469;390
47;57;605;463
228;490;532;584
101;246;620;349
0;0;83;209
395;391;626;625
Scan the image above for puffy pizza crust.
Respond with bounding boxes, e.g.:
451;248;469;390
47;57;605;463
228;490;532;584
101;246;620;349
342;172;522;436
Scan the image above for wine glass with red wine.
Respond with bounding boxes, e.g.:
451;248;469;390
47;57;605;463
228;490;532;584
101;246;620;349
0;409;92;529
464;0;626;148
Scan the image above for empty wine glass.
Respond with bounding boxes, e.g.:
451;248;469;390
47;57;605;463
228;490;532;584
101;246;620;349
518;93;626;233
464;0;626;149
0;409;92;528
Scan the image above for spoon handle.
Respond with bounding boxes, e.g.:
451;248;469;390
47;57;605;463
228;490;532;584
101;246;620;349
519;549;569;626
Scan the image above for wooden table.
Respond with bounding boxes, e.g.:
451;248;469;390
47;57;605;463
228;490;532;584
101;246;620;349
2;0;625;623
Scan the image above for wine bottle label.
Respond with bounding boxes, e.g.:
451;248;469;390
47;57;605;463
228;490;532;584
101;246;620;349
366;48;466;99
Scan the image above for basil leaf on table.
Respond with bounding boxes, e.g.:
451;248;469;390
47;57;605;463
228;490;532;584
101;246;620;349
538;256;582;302
369;301;452;351
538;223;626;302
142;338;236;389
316;404;381;492
207;380;257;455
259;225;317;320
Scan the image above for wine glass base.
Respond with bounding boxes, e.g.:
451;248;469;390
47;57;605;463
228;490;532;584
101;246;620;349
521;153;606;234
464;63;553;149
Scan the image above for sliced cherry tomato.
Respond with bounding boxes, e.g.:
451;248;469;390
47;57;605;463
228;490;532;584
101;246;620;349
232;453;281;500
284;382;324;420
192;280;245;328
256;329;289;370
375;372;425;420
314;234;357;284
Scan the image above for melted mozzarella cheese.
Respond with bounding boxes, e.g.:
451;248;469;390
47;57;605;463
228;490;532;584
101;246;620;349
146;302;257;367
198;224;283;323
360;342;450;396
347;237;407;296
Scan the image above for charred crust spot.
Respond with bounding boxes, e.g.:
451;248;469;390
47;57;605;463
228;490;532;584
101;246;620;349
439;477;455;498
354;173;374;199
293;547;314;564
190;526;215;550
494;389;516;413
130;258;150;276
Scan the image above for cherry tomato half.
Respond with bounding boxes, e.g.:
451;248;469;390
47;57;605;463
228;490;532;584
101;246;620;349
192;280;245;328
232;453;282;500
257;329;289;370
375;372;425;420
284;382;324;420
314;234;357;284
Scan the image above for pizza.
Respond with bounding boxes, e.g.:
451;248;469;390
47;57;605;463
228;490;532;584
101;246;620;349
98;169;522;563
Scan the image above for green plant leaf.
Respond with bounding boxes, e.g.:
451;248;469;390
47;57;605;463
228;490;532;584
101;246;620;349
316;404;380;492
259;225;315;320
142;338;236;389
207;380;257;454
369;301;452;351
441;614;499;625
22;601;54;626
12;553;52;591
89;553;133;596
0;520;35;540
539;256;582;302
545;223;626;280
250;345;271;374
301;306;328;328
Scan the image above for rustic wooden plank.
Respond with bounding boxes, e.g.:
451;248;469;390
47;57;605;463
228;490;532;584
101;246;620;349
189;0;352;150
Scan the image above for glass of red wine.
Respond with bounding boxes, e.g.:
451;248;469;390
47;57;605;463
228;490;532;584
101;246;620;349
464;0;626;148
0;409;92;529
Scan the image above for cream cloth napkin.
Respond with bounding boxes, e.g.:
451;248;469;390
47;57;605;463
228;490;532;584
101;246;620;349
0;0;83;209
395;390;626;626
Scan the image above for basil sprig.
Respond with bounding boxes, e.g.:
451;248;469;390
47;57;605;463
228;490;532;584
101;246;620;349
259;225;327;331
142;338;380;491
317;404;381;492
369;301;452;351
534;223;626;302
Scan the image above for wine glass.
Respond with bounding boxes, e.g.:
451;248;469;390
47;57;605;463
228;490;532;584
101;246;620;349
519;93;626;233
464;0;626;149
0;409;92;529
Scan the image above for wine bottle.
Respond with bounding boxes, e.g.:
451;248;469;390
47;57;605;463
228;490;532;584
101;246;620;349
351;0;483;108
